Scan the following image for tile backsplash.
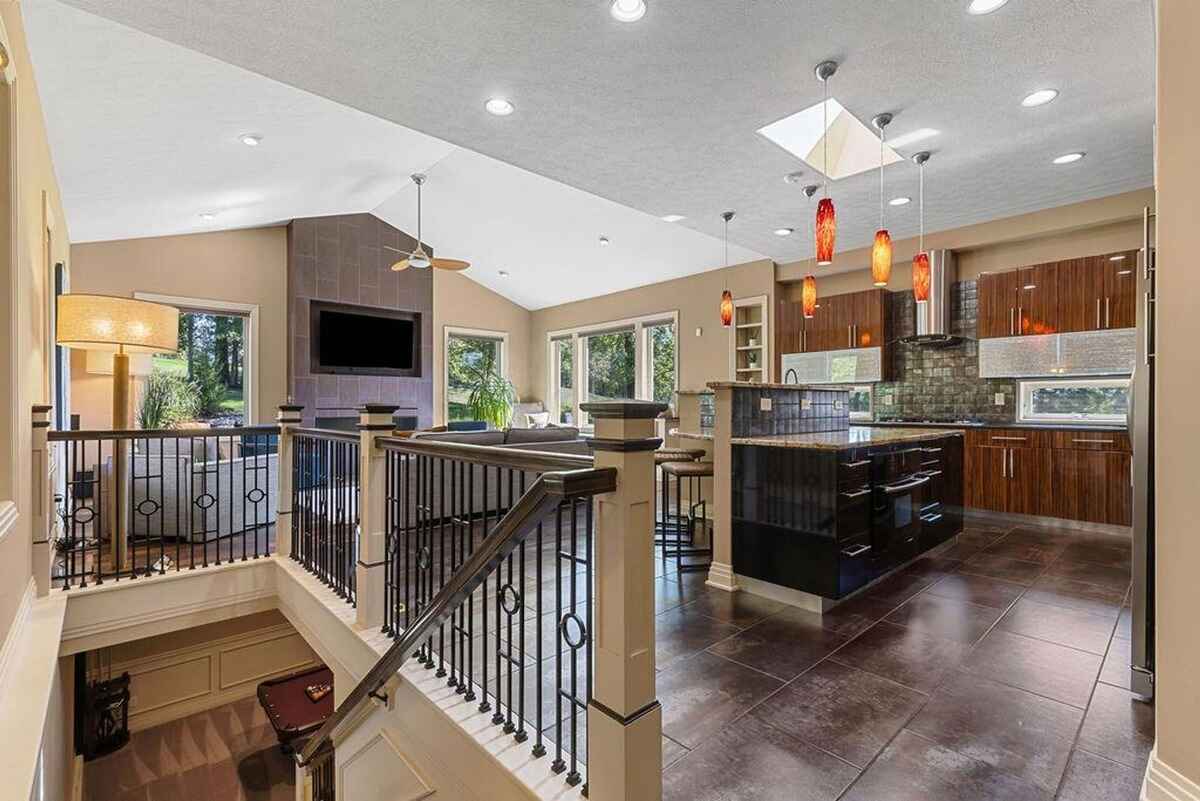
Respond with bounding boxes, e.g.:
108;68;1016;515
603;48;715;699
872;281;1016;423
732;387;850;437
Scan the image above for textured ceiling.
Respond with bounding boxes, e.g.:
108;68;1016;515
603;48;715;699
34;0;1154;304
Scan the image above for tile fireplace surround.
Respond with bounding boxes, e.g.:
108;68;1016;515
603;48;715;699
287;213;434;428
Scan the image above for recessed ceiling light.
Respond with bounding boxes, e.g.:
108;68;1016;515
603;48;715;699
1053;152;1085;164
661;214;686;223
967;0;1009;14
610;0;646;22
774;228;794;237
1021;89;1059;108
199;212;217;221
889;196;912;206
498;270;510;278
599;235;610;246
484;97;515;116
239;133;262;147
1109;254;1126;261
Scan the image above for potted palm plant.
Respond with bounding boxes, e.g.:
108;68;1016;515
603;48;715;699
464;357;517;430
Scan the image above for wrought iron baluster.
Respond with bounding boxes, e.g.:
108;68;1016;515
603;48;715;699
551;501;565;775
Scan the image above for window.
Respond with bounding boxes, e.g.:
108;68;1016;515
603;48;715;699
848;385;872;421
445;328;508;425
1018;377;1130;424
547;312;678;429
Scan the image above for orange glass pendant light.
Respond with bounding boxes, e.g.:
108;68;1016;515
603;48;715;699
814;61;838;266
870;113;893;288
802;275;818;319
719;211;735;327
911;151;932;302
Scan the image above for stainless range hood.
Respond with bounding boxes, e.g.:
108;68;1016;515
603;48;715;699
901;249;963;346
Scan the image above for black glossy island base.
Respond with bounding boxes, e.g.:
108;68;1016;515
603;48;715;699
731;432;964;605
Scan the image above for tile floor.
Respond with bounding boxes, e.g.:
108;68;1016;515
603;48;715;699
83;695;294;801
655;519;1152;801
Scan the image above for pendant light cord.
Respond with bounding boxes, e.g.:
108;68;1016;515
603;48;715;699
822;79;829;196
919;161;925;252
416;179;422;249
879;127;885;229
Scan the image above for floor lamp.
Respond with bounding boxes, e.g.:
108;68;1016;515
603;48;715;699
56;294;180;568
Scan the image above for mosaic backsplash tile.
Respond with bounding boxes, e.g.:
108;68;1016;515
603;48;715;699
732;386;850;437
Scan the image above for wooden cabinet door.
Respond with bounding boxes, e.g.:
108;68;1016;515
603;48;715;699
1057;257;1105;333
1018;262;1060;336
1007;447;1049;516
853;289;885;349
814;294;845;352
1049;449;1132;526
1104;452;1132;525
977;271;1019;338
965;446;1006;511
1103;251;1137;330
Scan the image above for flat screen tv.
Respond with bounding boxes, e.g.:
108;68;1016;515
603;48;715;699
309;300;421;377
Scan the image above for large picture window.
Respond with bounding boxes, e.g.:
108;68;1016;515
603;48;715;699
445;328;508;425
1018;377;1131;424
548;312;678;428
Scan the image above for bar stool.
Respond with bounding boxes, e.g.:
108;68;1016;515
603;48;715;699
659;459;714;573
655;449;705;550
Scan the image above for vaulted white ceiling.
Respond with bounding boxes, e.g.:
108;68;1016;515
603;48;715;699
27;0;1154;309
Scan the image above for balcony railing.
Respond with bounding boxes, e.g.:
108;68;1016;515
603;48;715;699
291;428;360;605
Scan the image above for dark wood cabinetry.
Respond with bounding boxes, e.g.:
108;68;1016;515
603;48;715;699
963;426;1131;525
978;251;1137;339
775;288;888;355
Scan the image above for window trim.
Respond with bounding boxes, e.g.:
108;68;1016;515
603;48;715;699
443;325;509;426
546;310;679;428
134;292;260;424
1017;376;1131;424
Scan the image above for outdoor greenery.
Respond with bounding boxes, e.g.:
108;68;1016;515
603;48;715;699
649;323;676;406
447;335;516;428
136;372;200;429
147;310;246;426
585;330;636;403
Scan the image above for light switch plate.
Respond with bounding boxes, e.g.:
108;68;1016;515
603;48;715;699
760;397;772;412
695;327;703;337
994;392;1006;406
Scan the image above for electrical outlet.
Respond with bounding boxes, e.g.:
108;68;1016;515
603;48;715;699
801;398;812;410
994;392;1006;406
760;397;772;412
834;400;844;410
695;327;703;337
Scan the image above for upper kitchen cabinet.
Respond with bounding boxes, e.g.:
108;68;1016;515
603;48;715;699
775;288;886;356
978;251;1137;339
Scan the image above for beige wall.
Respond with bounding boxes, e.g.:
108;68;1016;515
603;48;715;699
529;259;776;401
0;1;70;650
432;270;533;426
1153;0;1200;786
68;227;289;428
776;189;1152;298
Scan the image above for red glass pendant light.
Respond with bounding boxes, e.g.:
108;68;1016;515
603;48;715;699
719;211;735;327
802;275;818;319
912;151;932;302
814;61;838;266
870;113;893;288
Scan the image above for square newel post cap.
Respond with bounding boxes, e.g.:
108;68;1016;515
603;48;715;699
582;401;667;452
579;401;668;420
32;404;53;428
277;403;304;424
359;404;400;431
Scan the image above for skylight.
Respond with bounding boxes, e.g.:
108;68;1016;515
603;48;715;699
757;98;903;181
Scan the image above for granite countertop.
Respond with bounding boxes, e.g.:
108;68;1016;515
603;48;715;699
861;421;1128;433
731;427;963;450
707;381;854;391
675;388;715;396
670;427;714;441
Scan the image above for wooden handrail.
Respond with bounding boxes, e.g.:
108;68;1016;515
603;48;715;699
295;465;616;767
376;435;592;473
292;427;362;444
48;424;281;442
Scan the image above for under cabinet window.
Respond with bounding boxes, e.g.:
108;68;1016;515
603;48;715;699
848;385;873;421
1017;377;1130;424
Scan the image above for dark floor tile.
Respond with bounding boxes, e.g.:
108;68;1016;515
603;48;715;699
962;629;1102;709
662;714;859;801
958;526;1011;550
812;596;897;640
1058;538;1133;570
662;735;690;770
1077;682;1155;771
658;651;784;748
900;555;965;582
751;660;926;768
997;598;1117;655
706;611;848;681
830;621;968;693
1003;526;1072;547
886;592;1004;645
1099;634;1133;688
906;673;1083;792
677;587;785;628
1057;749;1145;801
859;572;933;610
840;729;1052;801
924;573;1025;610
936;540;986;562
1043;559;1130;592
959;553;1046;585
1022;574;1125;616
655;572;708;614
655;606;743;671
981;537;1067;565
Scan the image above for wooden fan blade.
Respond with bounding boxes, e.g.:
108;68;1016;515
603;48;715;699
390;258;411;272
431;258;470;271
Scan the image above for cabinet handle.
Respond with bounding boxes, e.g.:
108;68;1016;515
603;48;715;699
922;469;944;478
1105;297;1111;328
1009;448;1015;477
1009;307;1015;336
841;544;871;558
1096;297;1101;329
1018;306;1023;334
840;487;871;500
1001;448;1007;478
882;475;930;495
841;459;871;469
1072;438;1115;444
990;435;1026;442
1144;291;1155;364
848;325;852;349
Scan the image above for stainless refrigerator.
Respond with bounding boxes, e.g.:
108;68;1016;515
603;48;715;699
1129;206;1155;699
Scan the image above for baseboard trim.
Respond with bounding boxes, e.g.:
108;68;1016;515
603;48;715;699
705;561;739;592
1144;748;1200;801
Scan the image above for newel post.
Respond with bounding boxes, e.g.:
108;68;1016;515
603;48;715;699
31;405;54;596
582;400;667;801
356;404;397;630
275;403;303;559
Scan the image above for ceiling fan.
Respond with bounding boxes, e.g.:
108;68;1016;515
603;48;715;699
384;173;470;272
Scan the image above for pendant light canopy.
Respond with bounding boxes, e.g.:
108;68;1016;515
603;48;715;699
870;113;893;288
814;61;838;266
801;184;820;319
912;151;932;302
720;211;735;327
388;174;471;272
